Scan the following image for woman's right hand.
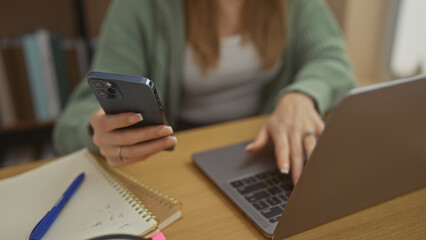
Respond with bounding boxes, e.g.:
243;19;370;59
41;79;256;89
90;109;177;167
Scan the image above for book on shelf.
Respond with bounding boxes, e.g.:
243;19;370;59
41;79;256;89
63;39;80;90
1;39;35;123
22;33;50;123
63;38;87;89
51;33;71;109
34;29;62;120
0;149;182;240
0;41;17;126
75;38;90;80
0;28;90;127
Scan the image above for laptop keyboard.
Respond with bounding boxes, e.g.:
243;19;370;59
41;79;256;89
229;169;293;223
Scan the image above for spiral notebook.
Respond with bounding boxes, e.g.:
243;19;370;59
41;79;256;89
0;149;181;240
94;153;182;230
98;160;182;230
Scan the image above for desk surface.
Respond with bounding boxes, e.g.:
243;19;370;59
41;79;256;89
1;115;425;240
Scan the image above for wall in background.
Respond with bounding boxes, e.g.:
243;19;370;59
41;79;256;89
390;0;426;78
328;0;396;86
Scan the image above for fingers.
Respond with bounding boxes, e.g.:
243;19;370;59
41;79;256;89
103;136;177;167
315;117;325;135
303;135;317;159
272;132;291;174
90;108;177;167
91;109;143;132
246;92;327;186
245;126;269;153
304;115;322;159
289;131;304;184
94;124;173;146
268;123;322;185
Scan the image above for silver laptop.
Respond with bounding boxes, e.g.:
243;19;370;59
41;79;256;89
193;75;426;239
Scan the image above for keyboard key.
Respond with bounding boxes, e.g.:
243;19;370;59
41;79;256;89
256;172;267;179
268;187;281;195
266;179;275;186
230;180;244;188
261;206;283;219
281;203;287;209
269;169;280;176
237;182;267;195
269;216;281;223
277;193;289;201
266;196;282;206
284;182;293;189
278;174;291;182
280;182;293;191
243;176;257;184
252;200;269;211
245;191;270;203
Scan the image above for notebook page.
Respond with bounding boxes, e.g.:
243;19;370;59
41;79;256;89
0;149;157;240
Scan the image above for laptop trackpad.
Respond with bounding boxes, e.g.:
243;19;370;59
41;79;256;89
193;140;277;186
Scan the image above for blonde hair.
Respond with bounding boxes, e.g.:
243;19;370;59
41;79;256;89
184;0;287;73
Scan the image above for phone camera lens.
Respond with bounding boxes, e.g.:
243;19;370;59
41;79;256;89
96;89;108;98
107;87;118;95
93;81;103;88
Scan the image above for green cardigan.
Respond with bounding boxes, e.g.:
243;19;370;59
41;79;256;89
53;0;356;154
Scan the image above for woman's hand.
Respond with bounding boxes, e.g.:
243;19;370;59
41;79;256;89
90;109;177;167
246;92;324;185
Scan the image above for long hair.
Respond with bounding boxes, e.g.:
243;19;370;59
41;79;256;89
184;0;287;73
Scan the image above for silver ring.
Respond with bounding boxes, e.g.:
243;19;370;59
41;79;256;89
303;131;315;139
117;146;127;162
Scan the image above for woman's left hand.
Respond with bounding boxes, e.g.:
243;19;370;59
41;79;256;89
246;92;324;185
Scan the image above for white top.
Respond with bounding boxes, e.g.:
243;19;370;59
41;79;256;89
180;35;281;125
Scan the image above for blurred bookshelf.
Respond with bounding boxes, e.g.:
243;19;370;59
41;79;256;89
0;0;111;167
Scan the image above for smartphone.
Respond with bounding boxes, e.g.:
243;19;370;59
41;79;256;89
87;71;169;128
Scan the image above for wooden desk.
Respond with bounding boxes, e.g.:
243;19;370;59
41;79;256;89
1;115;425;239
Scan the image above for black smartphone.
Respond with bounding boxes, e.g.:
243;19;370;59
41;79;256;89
87;71;169;128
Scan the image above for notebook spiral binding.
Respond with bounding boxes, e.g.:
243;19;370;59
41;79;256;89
85;152;157;225
112;168;181;209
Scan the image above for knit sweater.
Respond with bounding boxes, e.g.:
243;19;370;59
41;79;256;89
53;0;356;154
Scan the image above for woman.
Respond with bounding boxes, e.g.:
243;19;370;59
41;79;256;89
53;0;356;184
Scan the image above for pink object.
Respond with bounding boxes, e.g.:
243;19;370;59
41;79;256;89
150;231;166;240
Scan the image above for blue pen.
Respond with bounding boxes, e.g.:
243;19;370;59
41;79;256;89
29;172;85;240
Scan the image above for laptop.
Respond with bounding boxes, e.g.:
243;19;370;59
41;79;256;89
193;75;426;239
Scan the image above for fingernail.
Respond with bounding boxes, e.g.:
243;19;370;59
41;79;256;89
245;143;253;152
163;136;177;147
158;126;173;136
128;113;143;123
280;163;289;174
